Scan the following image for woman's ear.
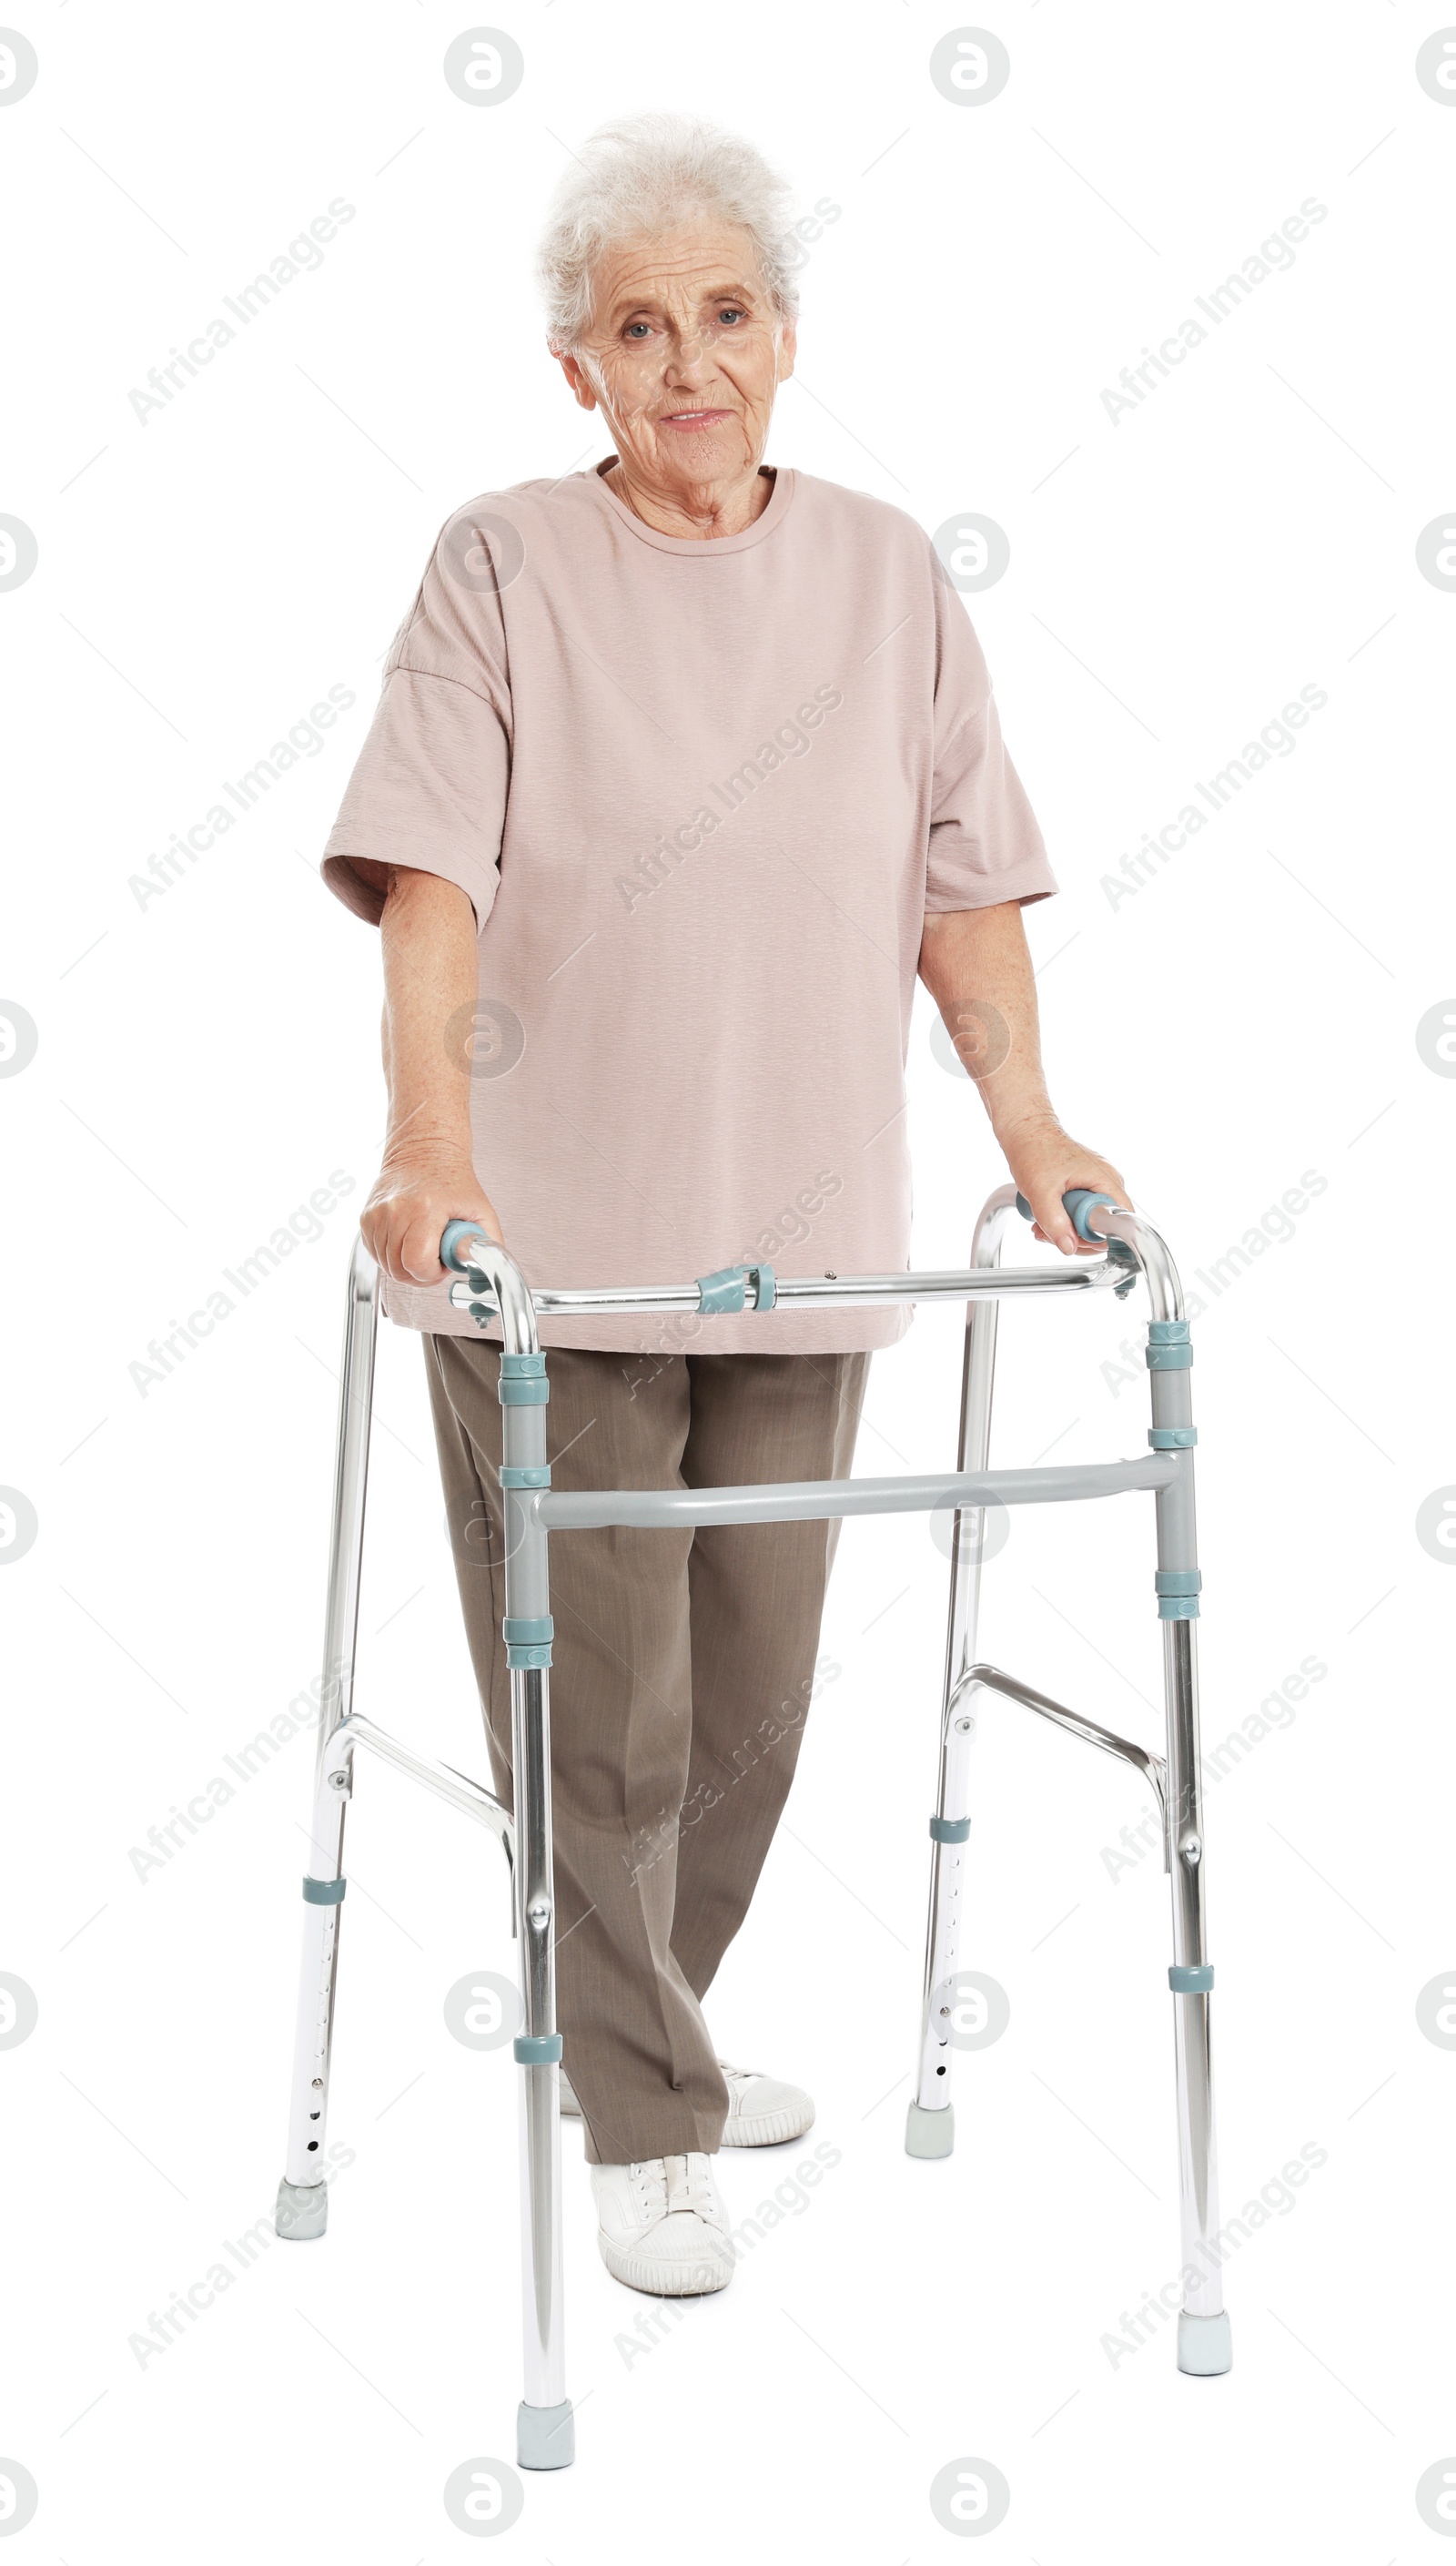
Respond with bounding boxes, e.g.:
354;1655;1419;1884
554;349;600;412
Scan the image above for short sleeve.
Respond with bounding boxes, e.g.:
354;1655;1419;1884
321;518;514;932
925;565;1057;914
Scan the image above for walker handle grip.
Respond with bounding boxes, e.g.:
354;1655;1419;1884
440;1220;493;1275
1015;1188;1120;1243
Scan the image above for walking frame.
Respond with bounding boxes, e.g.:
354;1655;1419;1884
275;1182;1231;2472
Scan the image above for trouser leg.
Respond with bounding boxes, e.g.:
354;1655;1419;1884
424;1334;727;2166
668;1350;870;2003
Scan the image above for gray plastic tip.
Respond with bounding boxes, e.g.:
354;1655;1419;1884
517;2398;574;2470
905;2100;956;2159
275;2176;329;2241
1177;2308;1232;2375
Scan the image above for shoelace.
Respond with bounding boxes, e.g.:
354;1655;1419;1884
631;2153;722;2226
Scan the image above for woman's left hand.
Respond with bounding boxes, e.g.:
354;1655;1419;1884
1004;1121;1130;1256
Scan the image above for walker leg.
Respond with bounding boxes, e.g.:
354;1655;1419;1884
511;1668;571;2467
907;1188;1016;2159
906;1676;980;2157
276;1239;379;2239
1148;1319;1231;2375
498;1354;572;2469
1163;1612;1230;2374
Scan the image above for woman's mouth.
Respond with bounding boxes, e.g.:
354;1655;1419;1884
658;409;732;431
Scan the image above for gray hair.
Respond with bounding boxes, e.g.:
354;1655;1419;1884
536;112;802;354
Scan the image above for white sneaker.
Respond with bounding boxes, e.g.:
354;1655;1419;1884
590;2154;734;2297
713;2062;815;2147
561;2060;814;2149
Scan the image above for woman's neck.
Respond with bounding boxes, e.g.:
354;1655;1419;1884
602;458;774;540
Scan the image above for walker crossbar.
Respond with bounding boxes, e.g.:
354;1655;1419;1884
322;1710;515;1866
447;1259;1130;1320
964;1661;1168;1836
275;1183;1229;2479
535;1455;1178;1532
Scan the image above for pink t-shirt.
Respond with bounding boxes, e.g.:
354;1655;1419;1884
322;458;1057;1352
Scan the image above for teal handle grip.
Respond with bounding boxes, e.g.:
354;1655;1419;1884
1014;1188;1120;1243
440;1220;491;1274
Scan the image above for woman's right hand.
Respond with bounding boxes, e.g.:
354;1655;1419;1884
359;1150;505;1286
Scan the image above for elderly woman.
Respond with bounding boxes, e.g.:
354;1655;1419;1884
322;112;1127;2298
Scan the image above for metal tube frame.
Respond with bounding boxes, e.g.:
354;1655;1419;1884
276;1232;575;2472
534;1453;1177;1533
905;1185;1229;2376
449;1260;1125;1320
275;1185;1229;2467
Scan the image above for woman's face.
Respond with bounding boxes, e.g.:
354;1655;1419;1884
560;218;795;494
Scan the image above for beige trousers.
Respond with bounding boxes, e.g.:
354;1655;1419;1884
424;1335;869;2165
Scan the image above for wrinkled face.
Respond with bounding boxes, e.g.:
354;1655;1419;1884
559;218;795;492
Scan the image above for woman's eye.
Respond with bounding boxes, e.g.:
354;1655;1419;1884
624;321;652;340
717;308;744;326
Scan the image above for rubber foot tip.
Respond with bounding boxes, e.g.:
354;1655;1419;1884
517;2398;574;2470
275;2176;328;2241
1178;2309;1232;2375
905;2100;956;2159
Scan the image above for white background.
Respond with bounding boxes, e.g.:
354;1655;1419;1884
4;0;1453;2557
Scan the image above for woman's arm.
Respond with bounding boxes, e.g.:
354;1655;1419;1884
349;861;506;1284
918;901;1128;1255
